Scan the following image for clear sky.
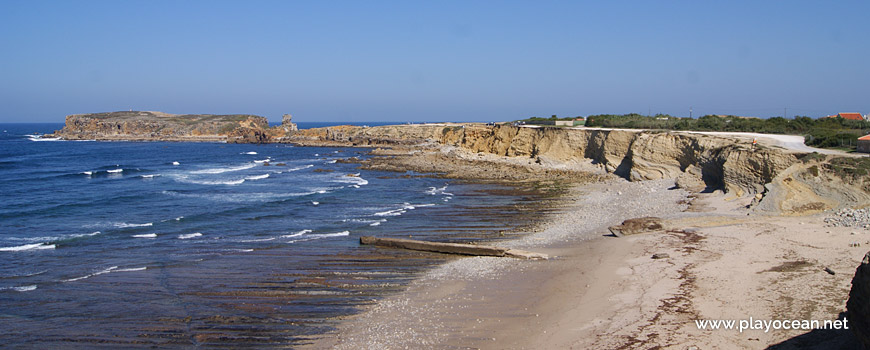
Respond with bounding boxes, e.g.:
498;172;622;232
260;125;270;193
1;1;868;123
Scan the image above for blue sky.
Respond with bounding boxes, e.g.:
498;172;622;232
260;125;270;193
1;1;868;123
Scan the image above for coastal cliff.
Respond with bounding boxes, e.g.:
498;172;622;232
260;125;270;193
291;123;870;213
293;124;794;193
52;111;292;142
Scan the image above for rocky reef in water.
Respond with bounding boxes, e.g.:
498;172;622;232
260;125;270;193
51;111;297;143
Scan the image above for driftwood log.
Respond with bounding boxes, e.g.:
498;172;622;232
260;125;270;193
359;236;548;260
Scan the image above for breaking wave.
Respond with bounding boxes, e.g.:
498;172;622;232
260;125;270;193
190;163;256;174
0;243;56;252
63;266;118;282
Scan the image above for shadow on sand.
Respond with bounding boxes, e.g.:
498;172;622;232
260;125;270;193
767;313;862;349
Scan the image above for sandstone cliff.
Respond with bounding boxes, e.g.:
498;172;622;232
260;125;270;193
292;124;796;194
52;111;277;142
291;123;870;213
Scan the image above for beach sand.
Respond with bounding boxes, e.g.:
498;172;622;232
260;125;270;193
307;178;864;349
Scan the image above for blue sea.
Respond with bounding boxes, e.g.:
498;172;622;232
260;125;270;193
0;123;555;348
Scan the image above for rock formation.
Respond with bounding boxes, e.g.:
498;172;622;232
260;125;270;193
282;114;298;132
290;124;797;196
848;251;870;348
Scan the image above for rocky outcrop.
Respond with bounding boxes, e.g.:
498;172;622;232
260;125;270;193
52;111;277;142
290;124;799;196
847;251;870;348
608;217;665;237
282;114;298;132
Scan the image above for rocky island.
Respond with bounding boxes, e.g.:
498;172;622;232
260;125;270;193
50;110;297;143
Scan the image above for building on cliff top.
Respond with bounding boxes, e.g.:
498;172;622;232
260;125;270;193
823;112;865;121
858;135;870;153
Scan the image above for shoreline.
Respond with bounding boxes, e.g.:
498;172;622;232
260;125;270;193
306;174;865;349
305;178;690;348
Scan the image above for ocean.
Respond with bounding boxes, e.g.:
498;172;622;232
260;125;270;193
0;123;559;347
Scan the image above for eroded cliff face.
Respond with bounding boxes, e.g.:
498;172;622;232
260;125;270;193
53;111;274;142
306;124;797;196
291;124;829;201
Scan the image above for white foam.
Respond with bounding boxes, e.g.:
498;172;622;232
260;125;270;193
334;174;369;186
178;232;202;240
178;177;246;185
63;266;118;282
374;208;406;217
370;222;381;226
172;161;180;165
426;185;449;195
238;237;276;242
280;229;312;238
7;231;100;243
236;249;254;252
254;159;269;163
132;233;157;238
107;169;123;173
326;159;337;164
309;231;350;239
0;285;38;292
311;201;320;206
287;164;314;172
74;231;101;238
114;222;153;228
27;136;61;142
243;151;258;155
245;174;270;181
81;171;93;175
116;267;147;272
0;243;55;252
174;216;184;221
140;174;160;178
191;163;256;174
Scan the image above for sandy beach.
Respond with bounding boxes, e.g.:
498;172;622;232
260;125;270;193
307;177;865;349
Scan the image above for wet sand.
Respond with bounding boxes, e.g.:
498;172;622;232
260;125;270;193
307;178;865;349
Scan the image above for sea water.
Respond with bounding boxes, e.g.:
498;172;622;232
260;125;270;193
0;123;557;347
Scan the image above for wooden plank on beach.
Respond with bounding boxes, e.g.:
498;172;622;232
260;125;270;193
359;236;548;260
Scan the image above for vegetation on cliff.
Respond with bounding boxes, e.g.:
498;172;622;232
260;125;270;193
581;113;870;150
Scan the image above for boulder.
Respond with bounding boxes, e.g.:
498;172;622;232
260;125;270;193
847;252;870;347
609;217;664;237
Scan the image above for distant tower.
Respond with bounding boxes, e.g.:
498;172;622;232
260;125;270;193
282;114;298;132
